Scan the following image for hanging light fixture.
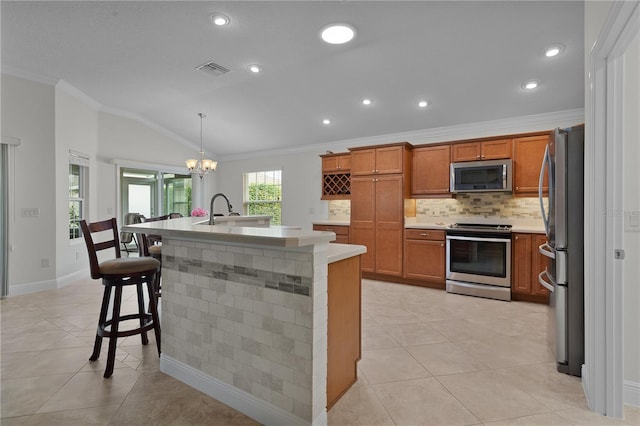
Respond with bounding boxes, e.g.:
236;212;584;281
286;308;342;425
186;113;217;179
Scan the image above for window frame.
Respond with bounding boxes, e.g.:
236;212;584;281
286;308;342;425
68;150;89;243
243;170;282;225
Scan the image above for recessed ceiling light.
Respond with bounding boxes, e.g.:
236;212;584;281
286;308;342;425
362;98;372;106
322;118;331;125
210;14;230;26
248;64;263;73
418;100;428;108
320;24;356;44
545;44;565;57
522;80;540;90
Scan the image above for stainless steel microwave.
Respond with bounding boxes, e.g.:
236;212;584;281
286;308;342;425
450;159;512;193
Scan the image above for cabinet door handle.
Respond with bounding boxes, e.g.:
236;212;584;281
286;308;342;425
515;235;519;240
420;233;429;237
476;155;481;159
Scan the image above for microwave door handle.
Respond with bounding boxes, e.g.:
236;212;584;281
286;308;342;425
539;143;550;236
538;269;555;293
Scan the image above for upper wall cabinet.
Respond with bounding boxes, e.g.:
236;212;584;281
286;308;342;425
322;153;351;172
320;152;351;200
411;144;451;197
451;138;512;162
513;134;550;196
349;143;412;176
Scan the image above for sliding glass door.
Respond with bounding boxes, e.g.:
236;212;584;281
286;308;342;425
120;168;192;220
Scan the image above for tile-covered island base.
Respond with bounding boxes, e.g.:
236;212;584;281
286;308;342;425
160;239;327;425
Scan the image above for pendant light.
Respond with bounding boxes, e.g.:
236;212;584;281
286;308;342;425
186;113;217;179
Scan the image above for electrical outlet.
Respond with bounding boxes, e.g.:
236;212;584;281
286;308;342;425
41;258;50;268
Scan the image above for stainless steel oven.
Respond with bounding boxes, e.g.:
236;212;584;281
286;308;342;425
446;224;512;301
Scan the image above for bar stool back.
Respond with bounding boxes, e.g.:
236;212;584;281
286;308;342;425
80;217;161;378
136;213;182;303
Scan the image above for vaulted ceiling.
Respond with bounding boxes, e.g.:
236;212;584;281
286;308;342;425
1;1;584;158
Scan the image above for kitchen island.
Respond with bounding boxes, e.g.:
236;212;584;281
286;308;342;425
123;217;365;425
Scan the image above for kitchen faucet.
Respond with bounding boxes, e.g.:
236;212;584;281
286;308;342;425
208;193;238;224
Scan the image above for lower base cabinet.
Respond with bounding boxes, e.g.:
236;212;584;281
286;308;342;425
403;229;446;283
512;233;549;303
313;224;349;244
327;255;361;409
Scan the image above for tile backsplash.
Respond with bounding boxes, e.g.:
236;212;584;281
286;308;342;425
328;200;350;217
328;194;545;220
416;193;545;219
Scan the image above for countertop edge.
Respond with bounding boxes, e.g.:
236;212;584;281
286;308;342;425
327;244;367;264
123;218;334;248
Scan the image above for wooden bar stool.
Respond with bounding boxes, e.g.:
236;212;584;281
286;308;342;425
136;213;181;305
80;218;161;378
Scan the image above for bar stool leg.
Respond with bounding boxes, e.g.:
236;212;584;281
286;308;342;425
104;286;123;378
90;285;111;361
147;271;161;356
136;283;149;346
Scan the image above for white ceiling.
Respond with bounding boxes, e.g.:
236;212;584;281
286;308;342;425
1;1;584;159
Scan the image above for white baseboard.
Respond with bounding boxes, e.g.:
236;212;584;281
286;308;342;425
7;268;90;296
9;279;57;296
624;380;640;407
57;268;90;288
160;355;310;426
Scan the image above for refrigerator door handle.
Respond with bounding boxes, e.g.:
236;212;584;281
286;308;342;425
539;143;551;236
539;242;555;259
538;269;555;293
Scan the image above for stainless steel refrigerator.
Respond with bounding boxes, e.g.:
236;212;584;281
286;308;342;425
538;124;584;377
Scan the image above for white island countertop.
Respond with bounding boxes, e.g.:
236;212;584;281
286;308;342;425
328;243;366;263
123;216;335;248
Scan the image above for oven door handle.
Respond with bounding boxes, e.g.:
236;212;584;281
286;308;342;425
446;235;511;244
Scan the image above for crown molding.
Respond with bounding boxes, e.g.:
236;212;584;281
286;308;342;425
56;79;102;110
218;108;585;162
1;66;58;86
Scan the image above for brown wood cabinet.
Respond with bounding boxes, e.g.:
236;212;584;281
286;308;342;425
351;174;405;276
451;138;512;162
322;153;351;172
513;134;550;196
411;145;451;197
349;143;410;176
320;152;351;200
512;232;549;303
327;254;361;409
313;224;350;244
403;229;446;282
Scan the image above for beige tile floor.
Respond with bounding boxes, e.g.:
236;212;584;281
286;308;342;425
1;278;638;425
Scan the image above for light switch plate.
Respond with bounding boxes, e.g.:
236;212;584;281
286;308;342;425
21;208;40;217
625;211;640;232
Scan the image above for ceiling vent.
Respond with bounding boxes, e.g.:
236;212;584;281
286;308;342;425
196;61;230;77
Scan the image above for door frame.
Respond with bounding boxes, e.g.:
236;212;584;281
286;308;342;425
585;0;638;417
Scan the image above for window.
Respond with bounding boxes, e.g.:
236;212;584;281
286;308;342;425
69;151;89;240
243;170;282;225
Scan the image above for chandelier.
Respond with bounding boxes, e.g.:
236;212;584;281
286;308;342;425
186;113;217;179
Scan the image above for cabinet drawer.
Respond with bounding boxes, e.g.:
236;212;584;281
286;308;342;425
405;229;445;241
313;225;349;235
